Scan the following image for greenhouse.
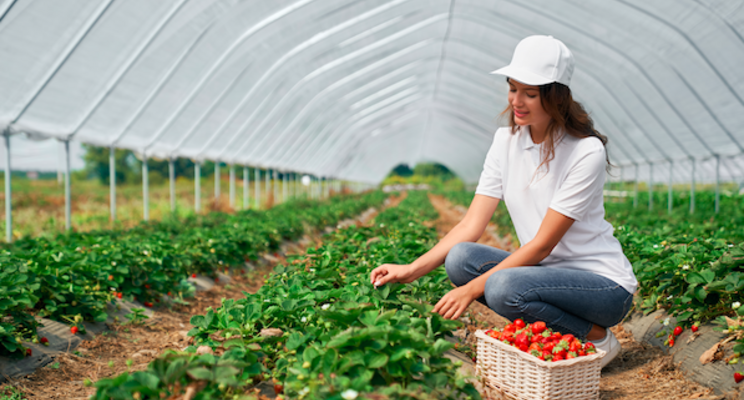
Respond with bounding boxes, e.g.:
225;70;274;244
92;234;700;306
0;1;743;399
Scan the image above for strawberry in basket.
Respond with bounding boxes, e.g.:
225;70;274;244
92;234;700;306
484;319;597;362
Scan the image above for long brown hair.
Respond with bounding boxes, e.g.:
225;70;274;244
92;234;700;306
501;78;611;174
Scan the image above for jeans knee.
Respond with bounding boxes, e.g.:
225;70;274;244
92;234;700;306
484;271;523;318
445;242;472;287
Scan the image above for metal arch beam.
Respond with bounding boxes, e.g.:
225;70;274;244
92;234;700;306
66;0;188;141
134;0;319;152
616;0;744;111
493;0;740;161
153;0;418;159
0;0;17;26
9;1;115;127
108;15;223;147
221;10;680;173
240;50;505;170
211;14;449;163
252;54;489;168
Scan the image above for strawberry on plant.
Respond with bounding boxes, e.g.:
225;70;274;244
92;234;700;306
71;326;79;335
191;273;197;278
40;337;49;346
274;384;284;394
691;324;699;333
26;348;32;357
673;326;683;336
735;372;743;384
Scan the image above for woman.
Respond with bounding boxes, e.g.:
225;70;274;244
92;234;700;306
369;35;637;368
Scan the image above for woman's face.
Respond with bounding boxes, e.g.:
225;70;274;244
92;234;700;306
507;79;552;137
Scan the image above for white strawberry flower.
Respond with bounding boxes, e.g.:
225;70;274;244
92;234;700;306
733;302;741;309
301;316;307;323
379;223;385;228
666;295;673;300
653;244;659;248
143;250;149;256
111;261;117;266
341;389;359;400
321;303;331;310
663;317;670;326
682;264;690;270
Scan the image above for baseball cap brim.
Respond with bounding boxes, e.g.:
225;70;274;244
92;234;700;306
489;65;554;86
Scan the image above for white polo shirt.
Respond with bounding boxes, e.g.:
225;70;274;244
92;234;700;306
475;126;638;294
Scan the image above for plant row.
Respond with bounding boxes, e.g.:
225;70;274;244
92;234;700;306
440;190;743;358
0;192;386;358
92;191;481;400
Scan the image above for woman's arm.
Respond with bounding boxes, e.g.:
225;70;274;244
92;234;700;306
432;208;576;319
369;194;500;286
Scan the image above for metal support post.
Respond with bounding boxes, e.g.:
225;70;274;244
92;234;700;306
648;163;653;211
195;162;201;213
214;162;220;200
273;170;279;204
110;145;116;221
254;168;260;209
64;140;71;231
633;164;639;208
283;172;288;202
243;166;249;210
169;158;176;212
142;155;149;221
715;155;720;214
668;160;673;214
229;164;235;209
4;133;11;243
690;158;696;214
265;169;271;207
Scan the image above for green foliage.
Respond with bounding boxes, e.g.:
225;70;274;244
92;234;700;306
90;347;265;399
0;192;386;357
0;386;26;400
184;191;480;400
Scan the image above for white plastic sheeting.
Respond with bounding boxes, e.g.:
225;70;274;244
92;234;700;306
0;0;743;183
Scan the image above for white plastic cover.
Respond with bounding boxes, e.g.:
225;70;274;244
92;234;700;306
0;0;742;184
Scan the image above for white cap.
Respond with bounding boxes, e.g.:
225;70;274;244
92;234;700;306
490;35;574;87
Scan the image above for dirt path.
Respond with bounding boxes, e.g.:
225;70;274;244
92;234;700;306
427;193;724;400
0;195;405;400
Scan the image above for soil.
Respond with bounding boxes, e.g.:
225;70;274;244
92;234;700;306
426;193;734;400
0;194;404;400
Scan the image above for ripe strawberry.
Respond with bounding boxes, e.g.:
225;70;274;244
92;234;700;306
561;334;576;344
274;384;284;394
108;275;114;281
40;337;49;346
735;372;743;384
515;333;529;349
26;348;32;357
167;292;172;297
673;326;683;336
117;292;123;299
669;338;675;347
566;352;577;360
71;326;79;335
528;342;541;354
541;350;553;361
514;319;526;329
144;284;150;289
191;273;197;278
531;321;547;335
691;325;699;333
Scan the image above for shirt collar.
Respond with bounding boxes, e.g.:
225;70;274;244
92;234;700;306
521;126;539;150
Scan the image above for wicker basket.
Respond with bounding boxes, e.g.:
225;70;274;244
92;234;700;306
475;330;605;400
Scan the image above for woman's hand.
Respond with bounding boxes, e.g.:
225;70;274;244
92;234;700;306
433;284;481;320
369;264;417;287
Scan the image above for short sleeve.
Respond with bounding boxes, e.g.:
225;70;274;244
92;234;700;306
549;143;606;222
475;130;505;199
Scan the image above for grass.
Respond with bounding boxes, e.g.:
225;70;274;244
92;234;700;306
0;175;310;239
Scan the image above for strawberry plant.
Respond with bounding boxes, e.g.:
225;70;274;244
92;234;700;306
183;192;481;399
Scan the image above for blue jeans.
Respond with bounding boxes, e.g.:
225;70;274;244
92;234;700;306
445;242;633;339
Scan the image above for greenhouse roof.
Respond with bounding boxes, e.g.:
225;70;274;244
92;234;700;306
0;0;743;183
